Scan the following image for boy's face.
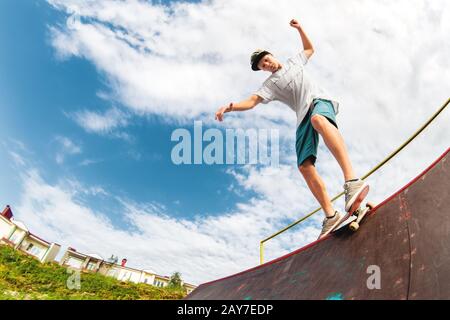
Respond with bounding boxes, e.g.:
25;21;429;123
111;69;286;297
257;54;280;73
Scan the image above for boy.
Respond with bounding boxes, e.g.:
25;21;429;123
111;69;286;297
215;19;368;239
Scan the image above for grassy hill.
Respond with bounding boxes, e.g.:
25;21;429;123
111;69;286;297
0;244;186;300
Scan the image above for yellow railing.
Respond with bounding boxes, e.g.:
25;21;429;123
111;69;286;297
259;98;450;264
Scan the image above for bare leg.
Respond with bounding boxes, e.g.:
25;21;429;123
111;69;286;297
311;115;356;182
299;159;336;217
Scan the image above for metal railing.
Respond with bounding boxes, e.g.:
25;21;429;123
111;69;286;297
259;98;450;264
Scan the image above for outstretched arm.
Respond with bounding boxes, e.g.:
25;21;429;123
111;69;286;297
215;95;263;122
290;19;315;59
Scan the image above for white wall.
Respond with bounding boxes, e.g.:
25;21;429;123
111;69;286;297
102;265;175;289
41;243;61;263
9;229;26;246
65;256;84;269
140;273;156;285
106;265;149;284
0;217;14;239
106;267;119;278
153;278;169;287
19;238;48;261
115;268;143;283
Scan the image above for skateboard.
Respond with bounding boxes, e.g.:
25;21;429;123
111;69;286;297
331;184;371;233
348;202;376;231
332;201;375;233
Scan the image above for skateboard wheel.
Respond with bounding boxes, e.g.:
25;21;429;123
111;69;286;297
349;221;359;232
366;202;375;210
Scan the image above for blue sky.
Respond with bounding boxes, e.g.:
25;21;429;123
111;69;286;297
1;0;449;285
0;0;244;222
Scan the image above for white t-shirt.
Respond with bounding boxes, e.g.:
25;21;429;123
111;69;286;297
254;51;339;128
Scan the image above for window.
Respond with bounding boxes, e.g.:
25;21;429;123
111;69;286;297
26;243;34;251
153;280;165;287
30;246;41;256
86;262;97;271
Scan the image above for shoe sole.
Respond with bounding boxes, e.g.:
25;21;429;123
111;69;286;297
345;183;370;213
318;214;347;239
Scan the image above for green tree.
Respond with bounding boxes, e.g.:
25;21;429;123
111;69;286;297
168;271;183;289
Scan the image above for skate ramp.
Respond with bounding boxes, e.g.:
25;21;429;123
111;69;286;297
186;148;450;300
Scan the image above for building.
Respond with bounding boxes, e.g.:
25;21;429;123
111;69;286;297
0;204;197;294
59;247;196;293
59;247;104;272
183;282;196;295
99;258;153;284
0;205;61;263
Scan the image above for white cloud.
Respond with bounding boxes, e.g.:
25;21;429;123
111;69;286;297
9;151;26;167
54;136;82;164
55;136;81;153
46;0;450;171
8;138;28;152
69;107;129;134
46;0;449;127
79;158;102;166
127;149;142;161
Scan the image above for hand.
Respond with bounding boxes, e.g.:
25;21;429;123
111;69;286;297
215;103;233;122
289;19;301;29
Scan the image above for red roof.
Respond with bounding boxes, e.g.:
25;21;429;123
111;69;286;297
1;205;13;220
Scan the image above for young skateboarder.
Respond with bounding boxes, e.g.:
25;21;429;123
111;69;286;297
215;19;369;239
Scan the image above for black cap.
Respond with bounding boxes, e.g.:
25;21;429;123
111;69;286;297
250;50;271;71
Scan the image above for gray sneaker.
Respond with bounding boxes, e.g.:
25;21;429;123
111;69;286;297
318;211;345;239
344;179;369;213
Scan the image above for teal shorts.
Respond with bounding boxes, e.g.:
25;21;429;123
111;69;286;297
295;99;338;167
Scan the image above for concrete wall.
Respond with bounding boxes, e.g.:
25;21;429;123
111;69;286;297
19;238;49;261
83;258;102;272
100;264;158;285
64;256;84;269
41;243;61;263
140;273;156;285
153;277;169;287
0;217;14;239
115;268;143;283
9;228;27;247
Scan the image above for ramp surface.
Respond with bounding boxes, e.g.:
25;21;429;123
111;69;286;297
187;149;450;300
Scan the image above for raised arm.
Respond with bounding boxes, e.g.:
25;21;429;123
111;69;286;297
215;95;263;122
289;19;315;59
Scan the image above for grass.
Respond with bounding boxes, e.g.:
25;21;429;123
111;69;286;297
0;244;186;300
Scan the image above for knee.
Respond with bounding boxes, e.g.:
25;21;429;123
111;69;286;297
310;114;327;130
299;160;314;175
